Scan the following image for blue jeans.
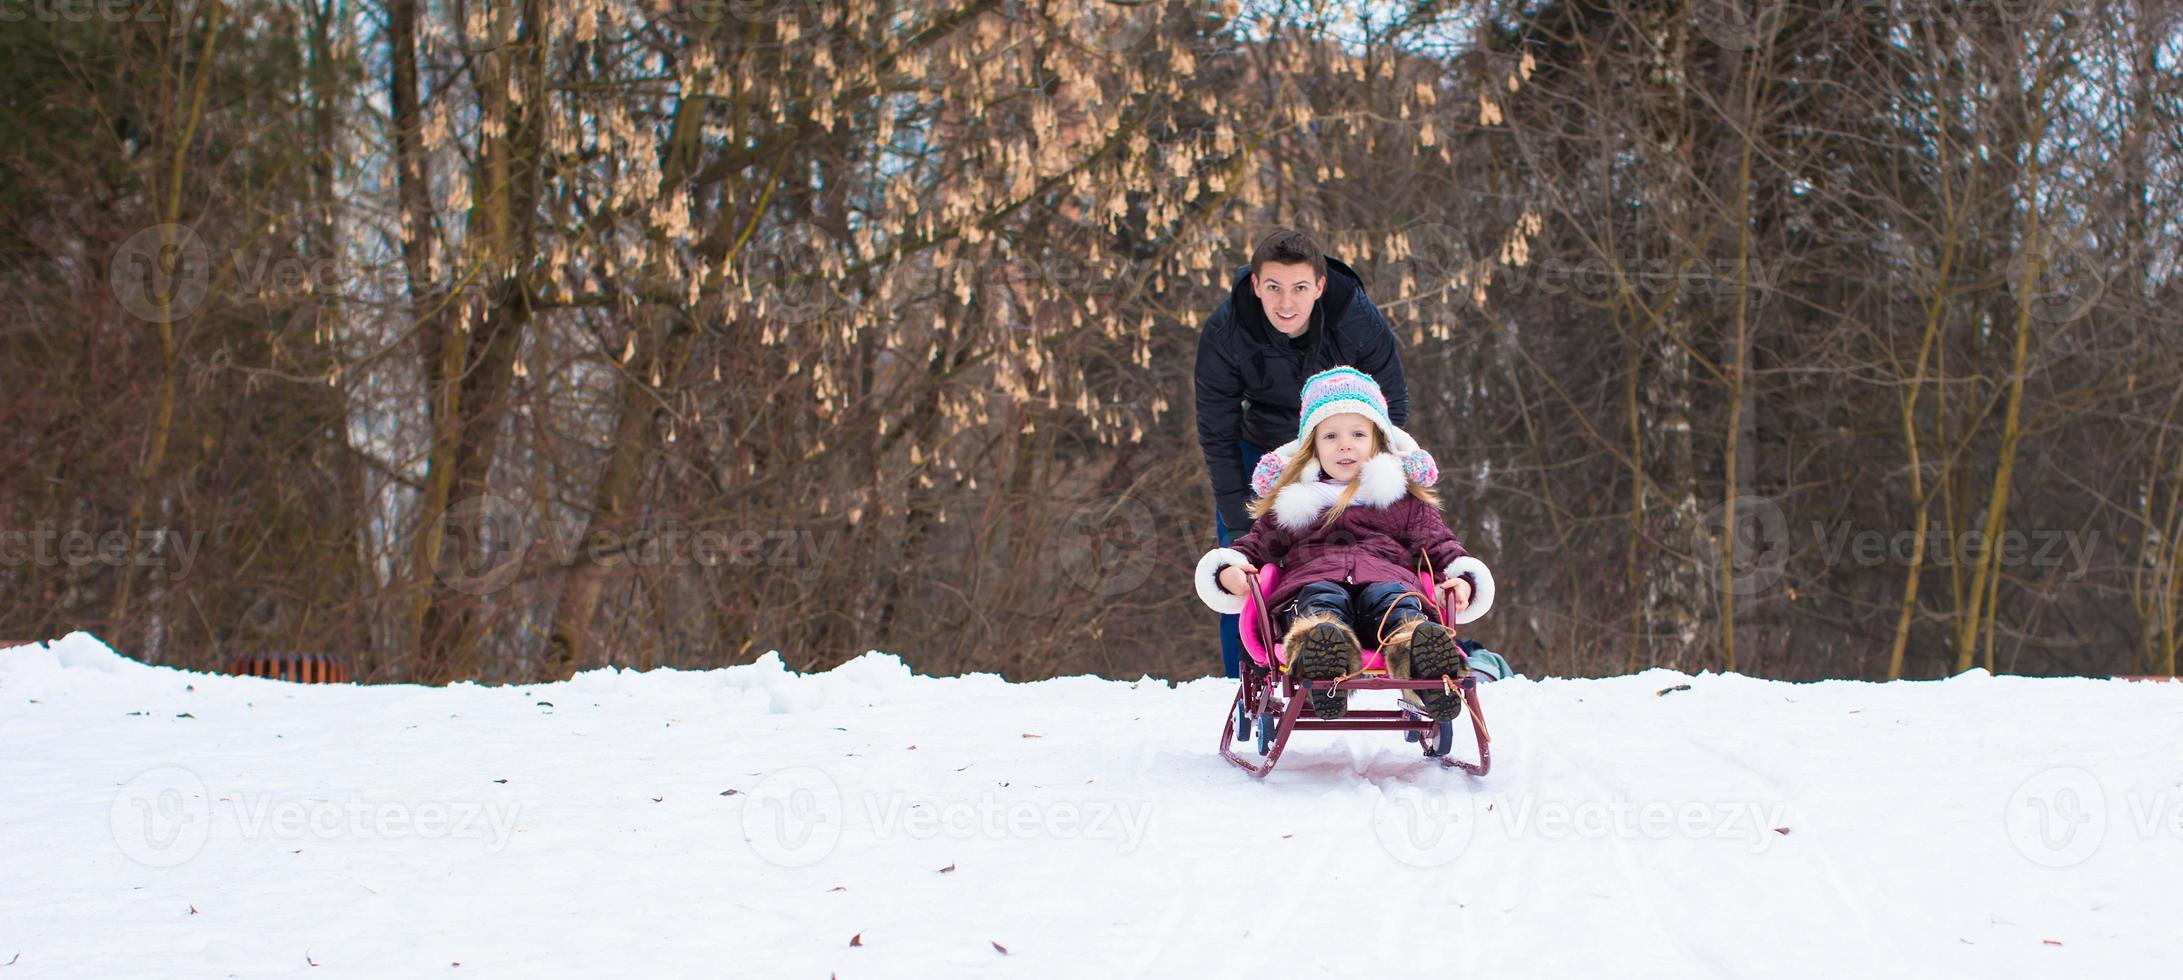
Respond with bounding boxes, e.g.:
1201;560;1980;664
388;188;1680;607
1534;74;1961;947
1216;438;1268;678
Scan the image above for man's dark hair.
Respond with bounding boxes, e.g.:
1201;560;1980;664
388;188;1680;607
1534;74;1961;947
1249;228;1327;280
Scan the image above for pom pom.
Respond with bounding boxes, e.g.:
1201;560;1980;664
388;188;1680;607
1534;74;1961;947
1250;450;1288;498
1402;449;1439;487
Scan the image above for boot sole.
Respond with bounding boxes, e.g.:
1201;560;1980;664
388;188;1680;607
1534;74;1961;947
1291;623;1357;720
1407;625;1469;722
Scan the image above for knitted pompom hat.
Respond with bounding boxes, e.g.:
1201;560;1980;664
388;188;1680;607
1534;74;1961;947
1249;367;1438;497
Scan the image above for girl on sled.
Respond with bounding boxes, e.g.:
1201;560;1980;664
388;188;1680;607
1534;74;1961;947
1195;367;1504;722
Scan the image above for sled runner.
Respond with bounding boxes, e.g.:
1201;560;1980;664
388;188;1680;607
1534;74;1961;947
1220;563;1491;778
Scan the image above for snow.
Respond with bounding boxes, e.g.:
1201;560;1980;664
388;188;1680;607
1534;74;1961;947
3;631;2181;977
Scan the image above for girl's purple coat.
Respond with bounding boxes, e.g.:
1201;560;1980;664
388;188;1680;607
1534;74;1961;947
1227;488;1472;612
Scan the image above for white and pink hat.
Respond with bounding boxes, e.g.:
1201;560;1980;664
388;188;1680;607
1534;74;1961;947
1249;366;1438;497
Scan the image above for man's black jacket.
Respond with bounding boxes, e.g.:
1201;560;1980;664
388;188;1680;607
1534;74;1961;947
1194;256;1408;534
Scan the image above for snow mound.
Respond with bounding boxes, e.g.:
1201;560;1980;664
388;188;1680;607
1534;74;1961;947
4;634;2180;977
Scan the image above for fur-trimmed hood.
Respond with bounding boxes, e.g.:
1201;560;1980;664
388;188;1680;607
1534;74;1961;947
1265;453;1412;531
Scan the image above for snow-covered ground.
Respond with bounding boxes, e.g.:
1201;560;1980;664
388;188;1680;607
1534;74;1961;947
3;632;2180;978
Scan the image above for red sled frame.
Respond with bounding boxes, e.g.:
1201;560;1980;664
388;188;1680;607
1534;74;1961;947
1219;565;1491;778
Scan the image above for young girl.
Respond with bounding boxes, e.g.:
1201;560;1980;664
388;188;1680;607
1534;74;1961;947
1194;367;1495;722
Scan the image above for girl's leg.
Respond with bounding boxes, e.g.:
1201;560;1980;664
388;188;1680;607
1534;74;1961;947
1354;582;1429;646
1289;581;1355;622
1284;581;1362;719
1359;582;1467;721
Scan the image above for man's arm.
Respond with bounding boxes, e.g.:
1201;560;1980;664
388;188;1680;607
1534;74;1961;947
1347;291;1409;427
1194;307;1254;533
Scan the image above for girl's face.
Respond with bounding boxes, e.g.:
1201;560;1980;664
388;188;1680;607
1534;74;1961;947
1312;412;1377;482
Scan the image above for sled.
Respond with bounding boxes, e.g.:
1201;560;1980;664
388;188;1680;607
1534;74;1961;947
1219;564;1491;778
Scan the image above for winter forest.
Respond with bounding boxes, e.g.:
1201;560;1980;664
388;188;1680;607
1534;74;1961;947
4;0;2180;685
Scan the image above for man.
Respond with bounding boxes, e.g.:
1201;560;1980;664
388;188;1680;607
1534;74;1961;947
1195;228;1409;678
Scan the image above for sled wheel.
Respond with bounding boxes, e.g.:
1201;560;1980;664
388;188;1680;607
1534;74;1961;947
1421;719;1455;758
1233;695;1253;742
1256;710;1278;756
1404;728;1421;744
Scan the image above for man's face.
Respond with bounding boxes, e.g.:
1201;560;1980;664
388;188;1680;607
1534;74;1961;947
1252;260;1325;338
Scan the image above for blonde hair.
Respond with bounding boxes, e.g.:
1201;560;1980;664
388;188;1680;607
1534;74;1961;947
1246;420;1440;529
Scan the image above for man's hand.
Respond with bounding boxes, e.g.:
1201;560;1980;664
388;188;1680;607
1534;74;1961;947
1436;575;1472;614
1219;561;1260;597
